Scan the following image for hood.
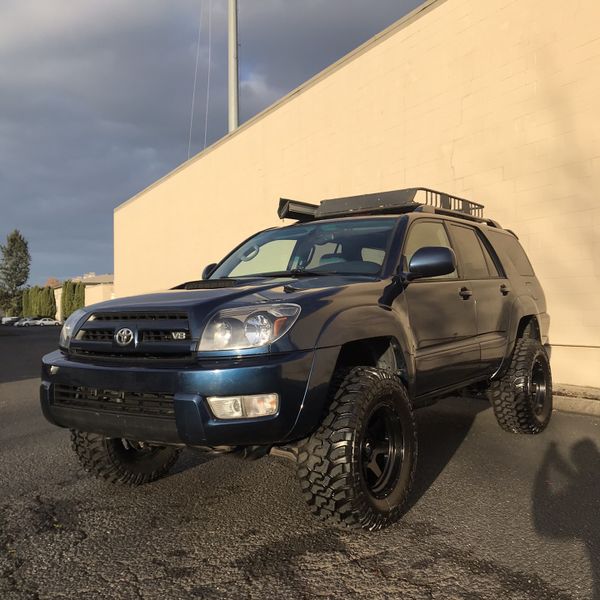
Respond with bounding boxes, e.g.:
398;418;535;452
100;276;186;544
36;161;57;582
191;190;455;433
71;274;387;356
85;274;379;314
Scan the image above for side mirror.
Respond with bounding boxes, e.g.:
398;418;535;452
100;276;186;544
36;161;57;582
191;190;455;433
407;246;456;280
202;263;218;280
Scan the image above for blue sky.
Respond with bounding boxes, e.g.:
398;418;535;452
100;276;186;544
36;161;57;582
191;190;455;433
0;0;423;285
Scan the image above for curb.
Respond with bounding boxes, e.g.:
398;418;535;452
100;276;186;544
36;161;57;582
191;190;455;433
554;396;600;417
554;384;600;417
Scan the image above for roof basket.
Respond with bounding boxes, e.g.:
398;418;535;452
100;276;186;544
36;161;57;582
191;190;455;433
278;187;491;225
416;188;484;218
316;188;484;219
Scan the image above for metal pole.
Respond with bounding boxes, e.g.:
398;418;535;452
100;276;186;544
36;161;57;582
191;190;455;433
228;0;239;132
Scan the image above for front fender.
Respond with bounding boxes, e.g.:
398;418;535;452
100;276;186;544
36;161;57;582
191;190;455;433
316;303;416;387
286;304;416;441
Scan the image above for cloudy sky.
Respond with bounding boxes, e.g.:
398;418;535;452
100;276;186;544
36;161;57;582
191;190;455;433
0;0;423;285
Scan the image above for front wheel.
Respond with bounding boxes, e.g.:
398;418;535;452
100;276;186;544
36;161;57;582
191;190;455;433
70;430;181;485
296;367;417;531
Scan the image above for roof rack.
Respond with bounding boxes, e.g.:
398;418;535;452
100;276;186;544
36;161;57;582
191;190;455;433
278;188;500;227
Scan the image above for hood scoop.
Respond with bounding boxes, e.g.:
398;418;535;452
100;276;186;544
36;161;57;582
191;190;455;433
172;279;240;290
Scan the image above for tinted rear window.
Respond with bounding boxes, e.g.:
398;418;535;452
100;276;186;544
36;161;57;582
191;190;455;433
486;230;534;277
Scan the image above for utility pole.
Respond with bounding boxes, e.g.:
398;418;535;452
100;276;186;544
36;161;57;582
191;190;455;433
228;0;239;132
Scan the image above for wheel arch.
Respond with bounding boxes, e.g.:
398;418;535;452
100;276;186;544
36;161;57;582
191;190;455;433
516;315;541;341
334;336;409;387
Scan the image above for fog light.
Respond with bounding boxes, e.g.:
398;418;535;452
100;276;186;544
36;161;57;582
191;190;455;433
207;393;279;420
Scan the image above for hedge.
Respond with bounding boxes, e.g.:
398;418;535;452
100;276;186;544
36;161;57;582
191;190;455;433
21;286;57;318
61;280;85;320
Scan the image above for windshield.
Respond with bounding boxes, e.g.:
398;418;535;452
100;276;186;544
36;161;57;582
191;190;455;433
211;218;398;278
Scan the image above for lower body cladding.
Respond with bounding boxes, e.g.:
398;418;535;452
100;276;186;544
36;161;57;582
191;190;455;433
40;348;339;447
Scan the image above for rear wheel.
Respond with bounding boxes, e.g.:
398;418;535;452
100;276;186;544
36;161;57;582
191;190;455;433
487;338;552;434
70;430;181;485
296;367;417;531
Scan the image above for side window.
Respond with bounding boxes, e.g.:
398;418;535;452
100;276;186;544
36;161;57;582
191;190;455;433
449;225;490;279
479;236;501;277
229;239;296;276
403;221;457;279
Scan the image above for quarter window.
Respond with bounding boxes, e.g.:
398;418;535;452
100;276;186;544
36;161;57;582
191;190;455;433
486;230;534;277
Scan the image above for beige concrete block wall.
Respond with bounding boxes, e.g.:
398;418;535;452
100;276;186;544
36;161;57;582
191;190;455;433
115;0;600;387
84;283;114;307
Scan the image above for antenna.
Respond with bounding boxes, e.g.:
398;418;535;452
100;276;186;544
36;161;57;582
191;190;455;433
228;0;239;132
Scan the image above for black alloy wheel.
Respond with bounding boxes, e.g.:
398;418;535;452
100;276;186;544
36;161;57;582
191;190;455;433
360;402;404;500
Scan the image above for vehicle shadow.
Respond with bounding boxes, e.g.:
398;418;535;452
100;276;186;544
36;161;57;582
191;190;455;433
406;395;489;511
533;439;600;600
171;448;220;475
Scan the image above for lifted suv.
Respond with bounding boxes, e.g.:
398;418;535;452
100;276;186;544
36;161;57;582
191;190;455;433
41;188;552;530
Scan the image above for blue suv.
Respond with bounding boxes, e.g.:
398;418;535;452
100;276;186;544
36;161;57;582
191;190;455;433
41;188;552;530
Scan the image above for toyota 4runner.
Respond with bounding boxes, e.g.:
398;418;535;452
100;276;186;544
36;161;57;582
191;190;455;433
41;188;552;531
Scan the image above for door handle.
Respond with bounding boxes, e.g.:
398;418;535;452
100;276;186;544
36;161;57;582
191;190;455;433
459;287;472;299
500;284;510;296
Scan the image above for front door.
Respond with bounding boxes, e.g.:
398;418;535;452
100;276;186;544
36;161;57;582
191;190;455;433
397;220;479;395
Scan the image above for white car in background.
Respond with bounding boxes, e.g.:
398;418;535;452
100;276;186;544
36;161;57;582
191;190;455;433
1;316;20;325
37;318;61;326
14;317;38;327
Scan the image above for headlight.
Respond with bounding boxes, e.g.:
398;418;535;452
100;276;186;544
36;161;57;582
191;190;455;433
199;304;300;351
59;309;87;349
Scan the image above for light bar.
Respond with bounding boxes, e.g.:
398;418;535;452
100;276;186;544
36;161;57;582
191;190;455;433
277;198;318;221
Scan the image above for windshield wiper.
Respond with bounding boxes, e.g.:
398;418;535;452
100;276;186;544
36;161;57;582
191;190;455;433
250;269;335;278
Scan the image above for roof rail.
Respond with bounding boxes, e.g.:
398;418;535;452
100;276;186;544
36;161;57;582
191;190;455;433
278;188;500;227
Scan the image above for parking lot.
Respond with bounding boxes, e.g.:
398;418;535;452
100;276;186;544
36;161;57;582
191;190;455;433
1;326;599;599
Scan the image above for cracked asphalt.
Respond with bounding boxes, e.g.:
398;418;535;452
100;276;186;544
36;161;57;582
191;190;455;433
1;327;599;599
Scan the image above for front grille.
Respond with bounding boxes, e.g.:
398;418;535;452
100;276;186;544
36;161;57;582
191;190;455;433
71;310;193;360
53;384;175;418
90;312;187;321
80;329;114;342
142;330;189;342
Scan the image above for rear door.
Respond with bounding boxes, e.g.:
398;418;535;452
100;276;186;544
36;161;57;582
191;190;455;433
447;224;512;374
399;220;480;395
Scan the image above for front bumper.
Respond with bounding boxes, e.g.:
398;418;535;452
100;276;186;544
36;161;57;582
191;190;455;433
40;348;338;446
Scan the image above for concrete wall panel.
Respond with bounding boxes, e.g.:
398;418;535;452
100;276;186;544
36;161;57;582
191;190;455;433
115;0;600;386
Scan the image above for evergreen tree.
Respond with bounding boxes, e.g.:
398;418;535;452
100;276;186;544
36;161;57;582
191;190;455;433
45;286;57;318
21;288;31;316
30;286;40;316
61;280;72;320
75;282;86;310
0;230;31;316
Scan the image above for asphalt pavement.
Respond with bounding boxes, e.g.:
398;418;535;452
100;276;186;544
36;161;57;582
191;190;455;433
1;327;599;599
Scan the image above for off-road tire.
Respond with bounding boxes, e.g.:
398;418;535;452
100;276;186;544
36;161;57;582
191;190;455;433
296;367;417;531
70;430;181;485
487;338;552;434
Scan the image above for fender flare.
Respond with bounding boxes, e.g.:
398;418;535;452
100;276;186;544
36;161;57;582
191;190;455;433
316;304;416;384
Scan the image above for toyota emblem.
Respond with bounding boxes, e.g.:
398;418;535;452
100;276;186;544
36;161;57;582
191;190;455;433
115;327;134;346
